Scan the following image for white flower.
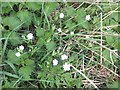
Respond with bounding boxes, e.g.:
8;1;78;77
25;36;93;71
15;52;21;57
63;63;71;71
85;15;90;21
61;54;68;60
57;28;62;33
59;13;64;18
70;31;74;35
53;59;58;66
86;35;89;38
19;45;24;50
27;33;33;40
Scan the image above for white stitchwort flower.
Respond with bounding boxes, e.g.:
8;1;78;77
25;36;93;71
15;52;21;57
61;54;68;60
59;13;64;18
85;15;90;21
27;33;33;40
86;35;90;38
53;59;58;66
57;28;62;33
19;45;24;51
63;63;71;71
70;31;74;35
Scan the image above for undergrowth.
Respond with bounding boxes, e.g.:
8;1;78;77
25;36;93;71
0;1;120;89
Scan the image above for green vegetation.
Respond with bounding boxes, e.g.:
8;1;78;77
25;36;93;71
0;2;119;89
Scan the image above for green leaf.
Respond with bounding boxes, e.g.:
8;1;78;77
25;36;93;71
103;49;110;61
26;2;41;11
2;16;21;30
81;20;89;30
25;60;34;66
46;41;56;51
107;81;119;88
33;14;41;26
9;32;23;46
111;12;118;22
36;27;45;37
65;20;76;30
76;8;86;18
17;10;32;26
44;3;58;15
18;66;33;79
66;7;76;16
37;38;45;46
7;50;18;63
105;35;115;45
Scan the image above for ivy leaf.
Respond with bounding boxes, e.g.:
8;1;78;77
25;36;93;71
2;16;21;30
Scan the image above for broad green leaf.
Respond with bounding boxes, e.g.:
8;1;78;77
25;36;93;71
76;8;86;18
9;32;23;46
25;60;34;66
65;20;76;30
103;18;109;26
105;35;115;45
36;27;45;37
18;66;33;79
2;16;21;30
46;41;56;51
107;81;119;88
7;50;18;63
111;12;118;22
66;7;76;16
33;14;41;26
103;49;110;61
37;38;45;46
26;2;41;11
44;3;58;15
17;10;32;26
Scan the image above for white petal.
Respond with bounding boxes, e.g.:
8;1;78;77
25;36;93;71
53;59;58;66
57;28;62;33
19;45;24;50
27;33;33;40
61;54;68;60
70;32;74;35
86;15;90;21
15;52;21;57
63;63;71;71
59;13;64;18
